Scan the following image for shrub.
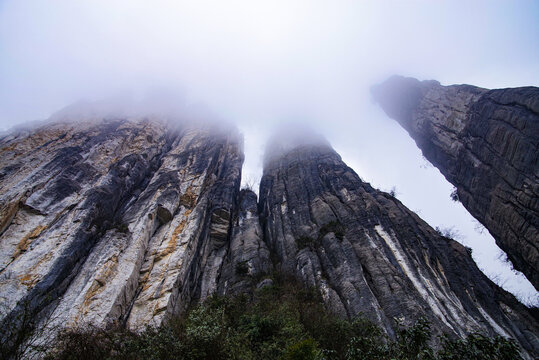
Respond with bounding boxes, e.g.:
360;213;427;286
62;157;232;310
183;305;228;359
450;188;459;202
437;333;522;360
0;299;59;360
39;275;524;360
282;338;320;360
434;226;462;241
391;317;436;360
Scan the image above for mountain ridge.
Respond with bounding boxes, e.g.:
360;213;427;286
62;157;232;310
0;112;537;358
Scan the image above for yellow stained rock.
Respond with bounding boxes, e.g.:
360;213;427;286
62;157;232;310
13;224;48;258
179;186;197;209
82;255;119;308
0;201;19;235
155;209;192;262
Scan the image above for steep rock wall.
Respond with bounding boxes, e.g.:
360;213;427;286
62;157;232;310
0;111;537;358
216;189;272;296
372;76;539;289
0;117;259;345
258;133;538;357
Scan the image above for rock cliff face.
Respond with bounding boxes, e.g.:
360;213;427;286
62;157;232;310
0;117;267;344
258;132;538;357
0;113;537;358
216;189;272;296
371;76;539;289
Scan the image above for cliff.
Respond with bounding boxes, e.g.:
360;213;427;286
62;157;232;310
372;76;539;290
258;131;538;356
0;115;537;358
0;117;270;348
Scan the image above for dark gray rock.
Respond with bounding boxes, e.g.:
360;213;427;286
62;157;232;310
1;105;537;358
217;189;272;296
0;117;257;349
258;131;538;358
372;76;539;290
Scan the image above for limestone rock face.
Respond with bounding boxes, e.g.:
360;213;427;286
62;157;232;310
372;76;539;289
0;110;537;358
258;133;538;357
0;117;249;340
217;189;272;295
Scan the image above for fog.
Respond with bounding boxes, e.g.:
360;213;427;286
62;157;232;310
1;1;537;304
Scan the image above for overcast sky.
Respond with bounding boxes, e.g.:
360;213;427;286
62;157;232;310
1;0;537;305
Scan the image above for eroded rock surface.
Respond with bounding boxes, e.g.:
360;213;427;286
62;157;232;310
372;76;539;289
0;111;537;358
0;117;254;344
258;132;538;357
216;189;272;295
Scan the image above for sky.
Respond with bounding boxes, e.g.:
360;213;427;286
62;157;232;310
0;0;537;305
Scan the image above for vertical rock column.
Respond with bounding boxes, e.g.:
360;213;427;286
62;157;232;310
258;131;538;357
372;76;539;289
0;117;250;344
217;189;272;296
0;119;171;338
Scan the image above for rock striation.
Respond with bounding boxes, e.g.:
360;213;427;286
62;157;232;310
258;131;538;357
0;111;537;358
0;116;270;348
216;189;272;296
371;76;539;290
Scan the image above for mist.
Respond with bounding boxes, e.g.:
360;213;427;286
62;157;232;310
1;1;537;304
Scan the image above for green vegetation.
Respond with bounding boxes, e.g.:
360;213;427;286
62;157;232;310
434;226;462;241
41;275;522;360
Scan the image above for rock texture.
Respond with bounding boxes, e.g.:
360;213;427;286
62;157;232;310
0;110;537;358
0;116;267;347
258;132;538;357
216;189;272;295
372;76;539;289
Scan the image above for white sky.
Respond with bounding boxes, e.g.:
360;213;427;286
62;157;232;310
0;0;537;305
